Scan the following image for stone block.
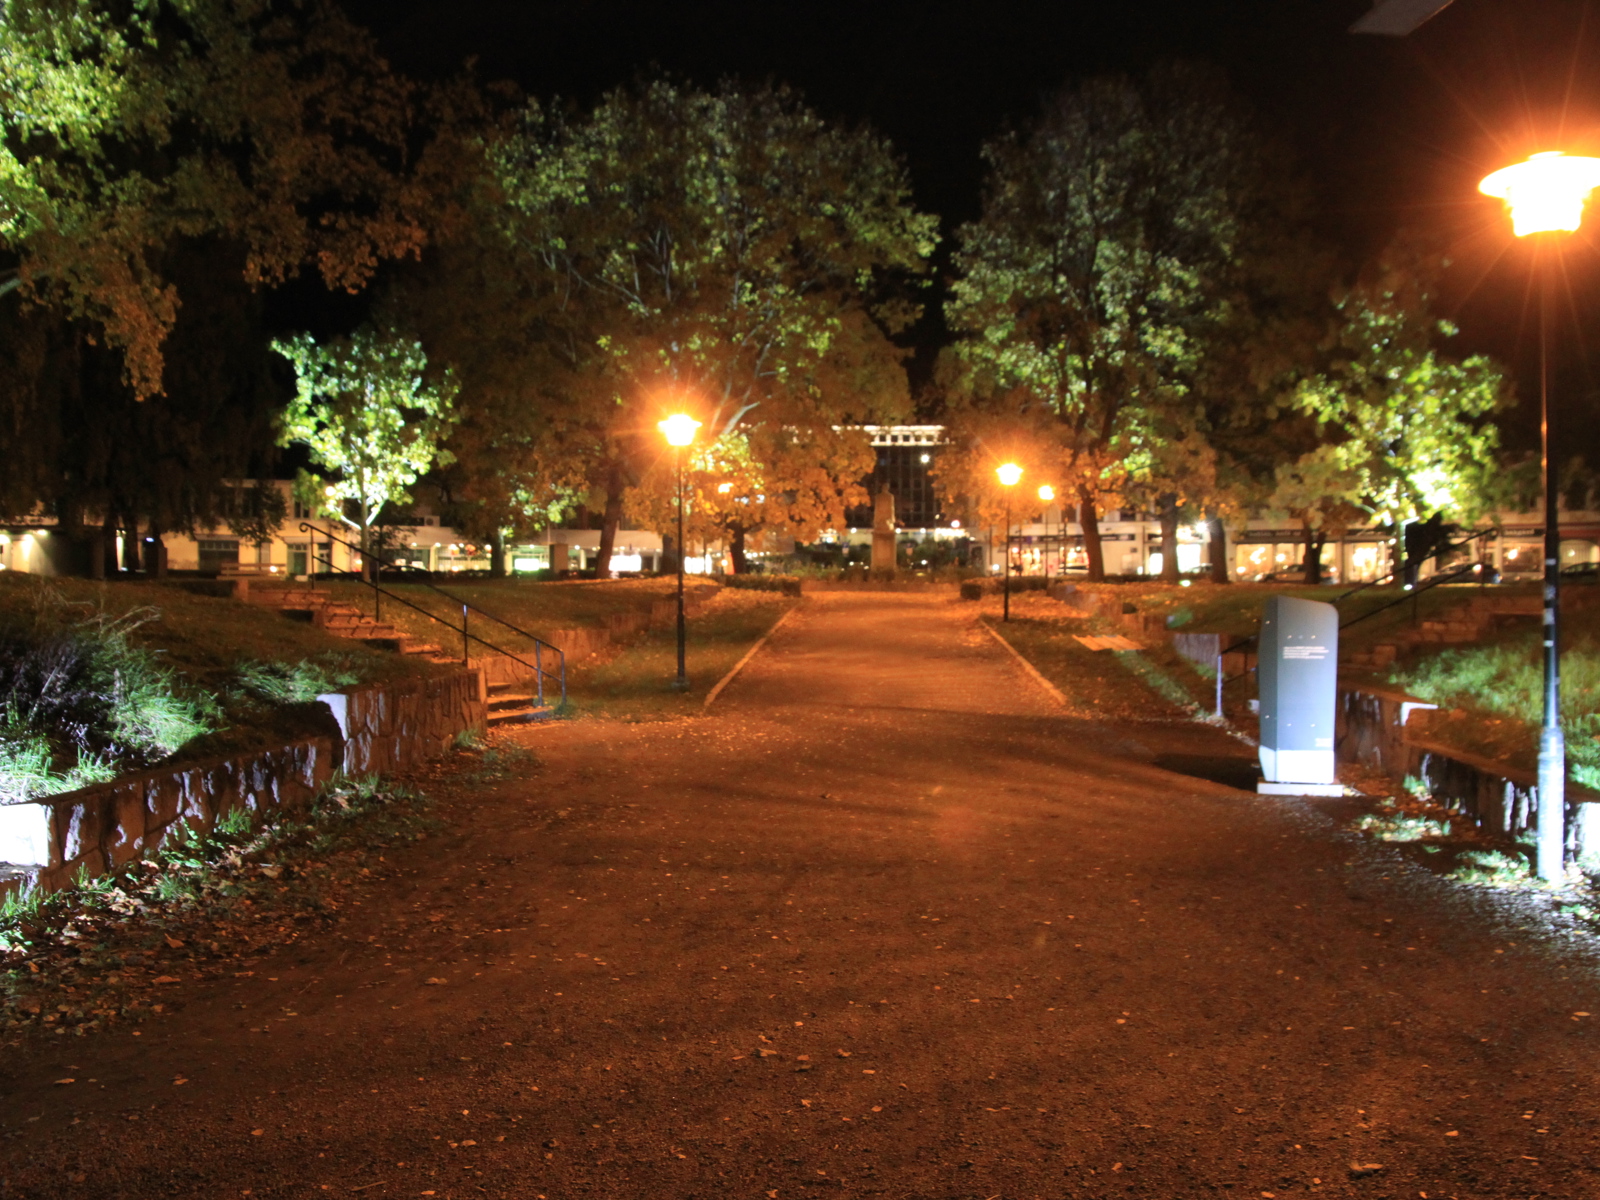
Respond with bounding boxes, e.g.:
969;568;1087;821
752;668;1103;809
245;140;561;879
0;802;53;867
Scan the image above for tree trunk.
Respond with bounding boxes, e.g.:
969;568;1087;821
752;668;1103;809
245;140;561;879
146;524;167;577
490;529;507;578
661;533;679;576
1077;485;1105;582
100;514;118;578
594;461;627;579
1302;519;1326;585
121;514;141;573
1158;495;1180;583
729;526;749;574
1207;515;1230;584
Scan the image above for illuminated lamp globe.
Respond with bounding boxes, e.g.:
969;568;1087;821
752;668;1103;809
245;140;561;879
996;462;1023;487
658;413;701;447
1038;484;1055;503
1479;151;1600;236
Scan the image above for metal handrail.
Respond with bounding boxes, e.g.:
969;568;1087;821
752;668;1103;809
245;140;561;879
297;524;565;711
1333;526;1494;605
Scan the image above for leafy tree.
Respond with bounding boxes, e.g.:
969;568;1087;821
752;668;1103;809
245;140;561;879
477;79;935;575
1271;251;1510;583
0;0;426;398
273;328;460;577
941;64;1310;581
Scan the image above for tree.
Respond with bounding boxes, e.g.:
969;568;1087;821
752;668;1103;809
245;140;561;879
479;79;935;575
0;0;427;399
1271;250;1510;583
942;64;1311;581
273;328;460;577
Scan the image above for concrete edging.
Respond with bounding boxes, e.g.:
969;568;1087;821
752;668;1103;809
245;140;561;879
978;618;1069;708
704;604;802;709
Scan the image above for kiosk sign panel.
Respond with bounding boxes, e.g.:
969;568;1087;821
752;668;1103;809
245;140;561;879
1257;595;1339;792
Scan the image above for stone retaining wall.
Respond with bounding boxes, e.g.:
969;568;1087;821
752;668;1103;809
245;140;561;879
0;667;486;896
1336;683;1600;860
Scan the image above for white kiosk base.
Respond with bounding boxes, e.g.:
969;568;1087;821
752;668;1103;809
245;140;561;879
1257;779;1346;797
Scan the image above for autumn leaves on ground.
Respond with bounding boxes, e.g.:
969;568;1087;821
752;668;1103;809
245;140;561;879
2;592;1599;1200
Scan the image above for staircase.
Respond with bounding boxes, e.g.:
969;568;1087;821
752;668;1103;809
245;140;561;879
1342;591;1541;671
244;583;559;726
245;583;449;661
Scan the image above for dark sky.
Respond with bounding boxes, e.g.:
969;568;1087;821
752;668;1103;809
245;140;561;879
339;0;1600;451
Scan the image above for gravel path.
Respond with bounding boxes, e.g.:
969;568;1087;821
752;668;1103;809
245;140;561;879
3;591;1598;1199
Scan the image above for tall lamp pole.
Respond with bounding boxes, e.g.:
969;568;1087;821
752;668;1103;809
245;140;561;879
997;463;1023;621
1039;484;1056;580
1480;150;1600;881
659;413;701;691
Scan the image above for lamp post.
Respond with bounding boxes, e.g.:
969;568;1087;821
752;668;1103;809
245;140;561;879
997;463;1023;621
1480;150;1600;881
658;413;701;690
1038;484;1056;580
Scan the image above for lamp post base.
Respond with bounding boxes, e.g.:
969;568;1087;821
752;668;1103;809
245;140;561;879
1537;725;1567;881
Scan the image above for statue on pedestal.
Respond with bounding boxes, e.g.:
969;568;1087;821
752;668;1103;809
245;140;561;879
871;488;897;577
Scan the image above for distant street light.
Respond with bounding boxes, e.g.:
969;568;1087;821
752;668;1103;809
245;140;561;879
1480;150;1600;881
659;413;701;690
996;462;1023;621
1038;484;1056;580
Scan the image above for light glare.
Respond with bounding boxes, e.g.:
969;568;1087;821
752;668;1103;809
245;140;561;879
996;462;1023;487
659;413;701;447
1479;151;1600;236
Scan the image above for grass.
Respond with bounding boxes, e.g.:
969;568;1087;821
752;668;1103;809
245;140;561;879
1387;598;1600;787
978;594;1215;721
563;589;797;721
0;574;446;795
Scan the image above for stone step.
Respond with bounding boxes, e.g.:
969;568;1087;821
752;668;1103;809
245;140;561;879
487;704;555;725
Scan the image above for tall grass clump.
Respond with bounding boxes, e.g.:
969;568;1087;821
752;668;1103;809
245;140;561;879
0;584;217;803
234;656;360;704
1393;629;1600;787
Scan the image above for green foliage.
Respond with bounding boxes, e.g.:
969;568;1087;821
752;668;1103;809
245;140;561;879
234;657;360;705
0;0;427;399
1353;811;1453;842
1450;849;1532;887
0;587;216;802
1278;251;1510;530
406;78;934;554
274;327;460;537
1392;631;1600;785
940;64;1315;576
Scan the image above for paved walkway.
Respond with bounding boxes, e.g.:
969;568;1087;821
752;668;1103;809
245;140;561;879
4;592;1599;1199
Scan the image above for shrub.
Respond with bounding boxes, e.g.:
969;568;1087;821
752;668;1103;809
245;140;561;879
0;586;217;802
235;657;361;704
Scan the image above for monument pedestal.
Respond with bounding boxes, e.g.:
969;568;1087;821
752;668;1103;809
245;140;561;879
870;488;897;576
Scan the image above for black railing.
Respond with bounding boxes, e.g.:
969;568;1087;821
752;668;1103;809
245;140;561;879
298;524;565;712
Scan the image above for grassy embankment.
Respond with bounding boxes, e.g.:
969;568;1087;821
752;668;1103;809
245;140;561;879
979;580;1481;723
320;576;796;721
0;574;444;804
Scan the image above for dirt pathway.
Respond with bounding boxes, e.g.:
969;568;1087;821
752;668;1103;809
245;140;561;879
3;592;1599;1199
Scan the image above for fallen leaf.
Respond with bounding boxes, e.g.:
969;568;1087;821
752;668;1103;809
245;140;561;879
1349;1163;1385;1178
52;1078;74;1086
251;1129;264;1136
758;1048;779;1058
836;1049;851;1058
1445;1130;1458;1137
164;936;185;949
461;1140;476;1147
425;978;447;986
152;976;180;985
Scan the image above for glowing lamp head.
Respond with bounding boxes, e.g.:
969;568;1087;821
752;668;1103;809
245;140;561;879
996;462;1023;488
658;413;701;447
1479;151;1600;236
1037;484;1055;503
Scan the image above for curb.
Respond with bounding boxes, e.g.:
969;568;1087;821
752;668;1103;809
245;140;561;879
704;603;802;709
977;618;1069;709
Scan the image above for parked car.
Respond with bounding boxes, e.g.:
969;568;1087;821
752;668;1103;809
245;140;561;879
1561;561;1600;582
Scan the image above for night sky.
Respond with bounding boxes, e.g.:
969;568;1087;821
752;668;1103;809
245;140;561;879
338;0;1600;455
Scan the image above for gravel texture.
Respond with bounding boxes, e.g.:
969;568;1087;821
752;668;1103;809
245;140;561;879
1;591;1597;1199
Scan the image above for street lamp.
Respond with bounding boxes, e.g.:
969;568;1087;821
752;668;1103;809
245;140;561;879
1038;484;1056;580
659;412;701;690
1479;150;1600;881
996;462;1023;621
